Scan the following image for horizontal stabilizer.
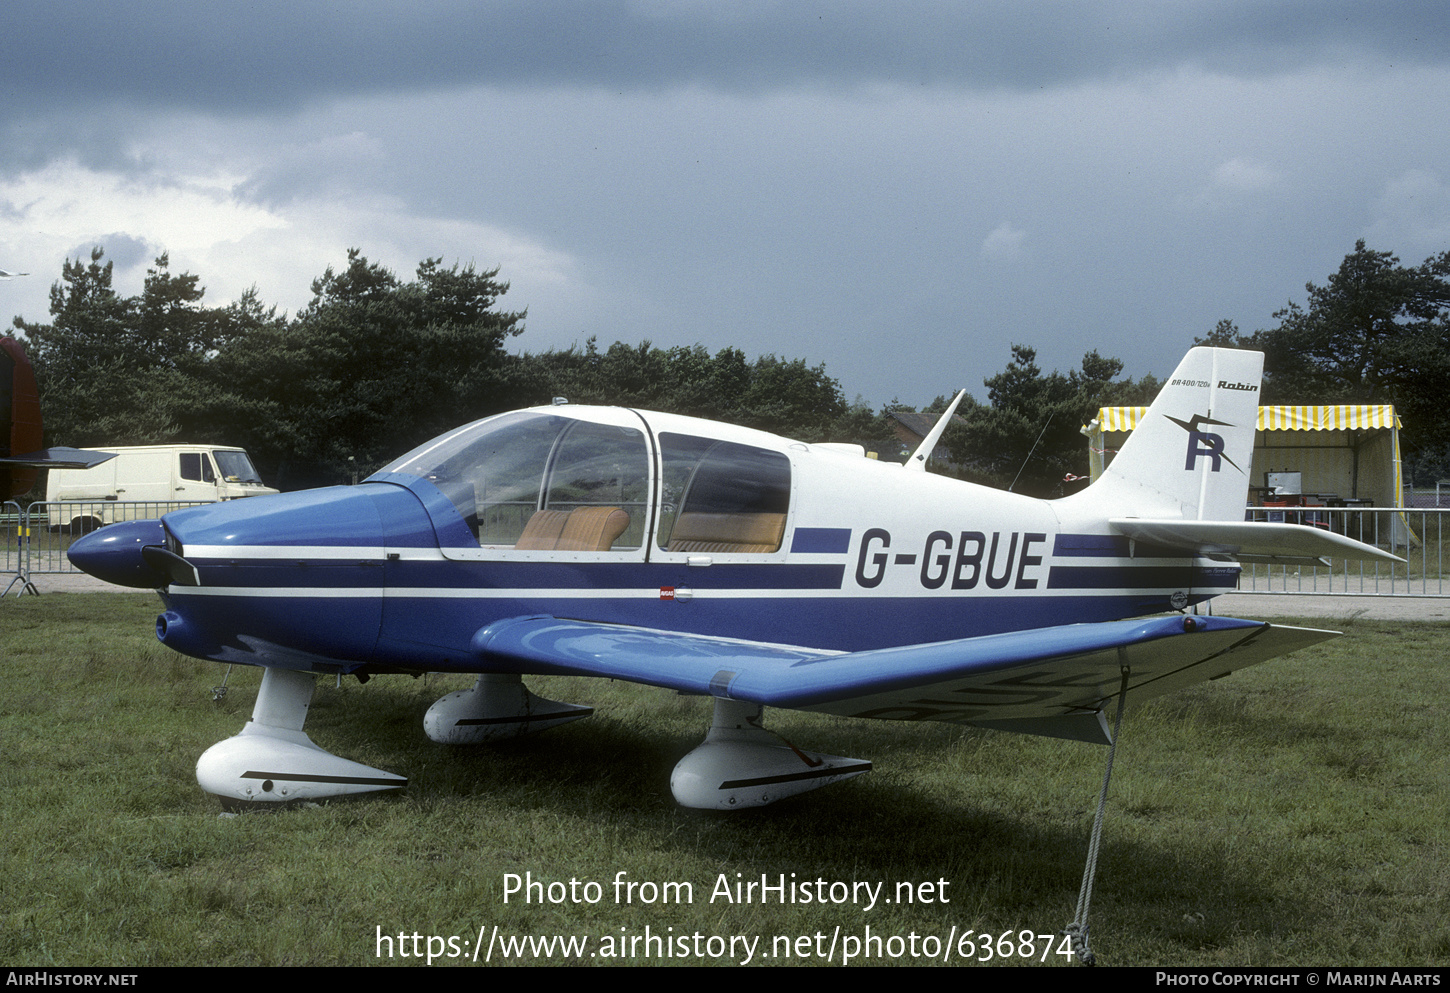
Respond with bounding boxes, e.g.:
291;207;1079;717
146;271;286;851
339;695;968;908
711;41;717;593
473;614;1339;737
1110;518;1402;564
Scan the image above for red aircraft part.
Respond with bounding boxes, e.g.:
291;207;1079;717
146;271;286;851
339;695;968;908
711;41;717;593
1;336;44;499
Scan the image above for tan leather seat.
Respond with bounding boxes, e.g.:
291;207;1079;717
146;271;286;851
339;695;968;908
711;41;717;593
516;506;630;551
514;509;571;549
667;512;785;553
557;506;631;551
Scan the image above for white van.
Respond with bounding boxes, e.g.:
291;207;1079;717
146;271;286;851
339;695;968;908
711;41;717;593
45;445;279;532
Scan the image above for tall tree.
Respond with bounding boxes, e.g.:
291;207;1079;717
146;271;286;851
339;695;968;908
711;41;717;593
207;250;527;485
1202;241;1450;478
511;338;857;443
13;248;212;445
1263;242;1449;402
11;246;916;489
945;345;1152;497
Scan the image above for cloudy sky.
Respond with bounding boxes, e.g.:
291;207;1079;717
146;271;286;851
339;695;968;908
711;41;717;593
3;1;1449;409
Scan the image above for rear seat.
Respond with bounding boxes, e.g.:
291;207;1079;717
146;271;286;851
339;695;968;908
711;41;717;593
666;512;785;553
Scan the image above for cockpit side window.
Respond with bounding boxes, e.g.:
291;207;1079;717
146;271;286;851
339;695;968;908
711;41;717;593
541;421;649;549
657;434;790;553
377;411;649;552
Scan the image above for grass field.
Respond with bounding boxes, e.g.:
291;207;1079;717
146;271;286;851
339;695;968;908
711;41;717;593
1;594;1447;967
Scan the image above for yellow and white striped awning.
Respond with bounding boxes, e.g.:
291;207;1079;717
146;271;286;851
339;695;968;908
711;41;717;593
1090;404;1400;432
1255;405;1400;430
1093;406;1150;432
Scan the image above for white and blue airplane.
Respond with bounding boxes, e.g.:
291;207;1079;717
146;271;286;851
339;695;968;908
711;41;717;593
69;347;1396;811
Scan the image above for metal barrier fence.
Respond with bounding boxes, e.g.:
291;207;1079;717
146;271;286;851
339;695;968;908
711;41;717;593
6;502;214;588
3;500;25;594
1237;506;1444;596
4;502;1445;595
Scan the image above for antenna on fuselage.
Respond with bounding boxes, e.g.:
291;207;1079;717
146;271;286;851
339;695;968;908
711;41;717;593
904;389;967;472
1007;411;1055;493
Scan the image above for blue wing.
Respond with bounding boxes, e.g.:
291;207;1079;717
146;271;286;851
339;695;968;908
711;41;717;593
472;614;1337;744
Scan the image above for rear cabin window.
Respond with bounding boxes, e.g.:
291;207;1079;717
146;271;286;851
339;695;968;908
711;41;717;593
657;434;791;554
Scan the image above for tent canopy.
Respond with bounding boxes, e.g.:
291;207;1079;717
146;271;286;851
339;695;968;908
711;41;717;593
1084;404;1403;509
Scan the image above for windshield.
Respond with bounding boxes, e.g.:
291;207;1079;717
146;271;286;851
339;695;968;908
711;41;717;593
213;450;263;484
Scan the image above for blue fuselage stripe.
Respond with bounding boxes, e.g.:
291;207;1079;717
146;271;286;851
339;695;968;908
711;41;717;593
185;558;849;591
1046;565;1237;590
1052;532;1190;560
790;527;853;553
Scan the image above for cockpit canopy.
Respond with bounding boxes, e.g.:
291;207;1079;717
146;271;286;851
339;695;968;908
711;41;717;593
376;409;792;556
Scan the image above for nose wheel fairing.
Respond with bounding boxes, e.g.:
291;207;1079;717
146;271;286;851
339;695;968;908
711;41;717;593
197;667;406;809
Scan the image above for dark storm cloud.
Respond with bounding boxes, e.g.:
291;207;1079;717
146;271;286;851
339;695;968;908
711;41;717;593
5;2;1448;407
6;1;1449;115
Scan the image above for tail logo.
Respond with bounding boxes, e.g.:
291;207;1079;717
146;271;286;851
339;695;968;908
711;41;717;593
1166;413;1243;473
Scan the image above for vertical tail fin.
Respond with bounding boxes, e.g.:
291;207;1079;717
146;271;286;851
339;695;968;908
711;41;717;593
1086;347;1262;522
